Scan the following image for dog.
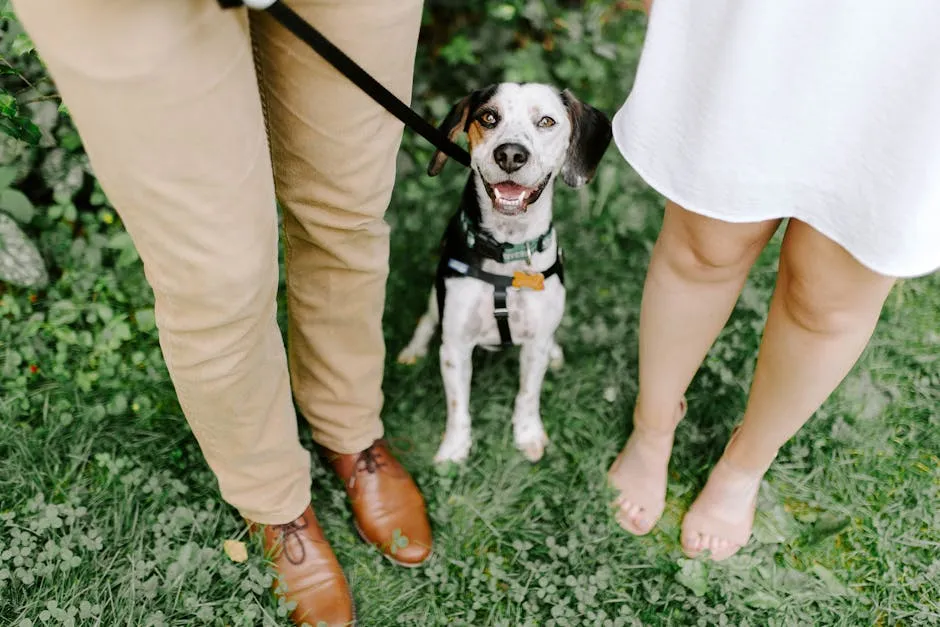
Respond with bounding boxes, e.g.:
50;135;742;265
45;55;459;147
397;82;613;464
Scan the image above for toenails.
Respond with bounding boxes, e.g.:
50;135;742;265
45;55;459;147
681;531;741;561
614;500;655;535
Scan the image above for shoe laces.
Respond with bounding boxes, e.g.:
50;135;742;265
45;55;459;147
356;441;389;474
273;516;309;565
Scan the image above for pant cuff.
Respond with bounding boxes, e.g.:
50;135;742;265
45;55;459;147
236;475;312;526
310;420;385;455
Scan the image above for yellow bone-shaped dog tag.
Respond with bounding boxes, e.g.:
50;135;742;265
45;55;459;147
512;271;545;291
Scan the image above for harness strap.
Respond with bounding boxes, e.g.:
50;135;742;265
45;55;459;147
437;254;566;347
493;286;512;347
442;257;564;289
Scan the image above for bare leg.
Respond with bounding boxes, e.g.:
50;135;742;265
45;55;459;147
609;202;780;534
681;219;896;560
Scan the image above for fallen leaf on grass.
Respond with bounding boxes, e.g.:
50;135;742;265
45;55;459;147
223;539;248;563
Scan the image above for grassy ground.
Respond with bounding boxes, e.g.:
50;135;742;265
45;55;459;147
2;4;939;627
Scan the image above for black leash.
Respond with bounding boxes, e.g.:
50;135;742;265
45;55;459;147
217;0;471;168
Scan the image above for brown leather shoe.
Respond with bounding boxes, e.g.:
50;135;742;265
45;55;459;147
249;506;355;626
323;439;432;567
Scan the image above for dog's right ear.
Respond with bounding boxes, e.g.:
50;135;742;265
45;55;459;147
427;85;498;177
427;97;472;177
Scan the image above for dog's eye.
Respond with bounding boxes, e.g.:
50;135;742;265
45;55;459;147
479;111;499;128
537;116;557;129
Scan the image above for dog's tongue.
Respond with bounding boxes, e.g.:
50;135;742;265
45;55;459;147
493;182;529;202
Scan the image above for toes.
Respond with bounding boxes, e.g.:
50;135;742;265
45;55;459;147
681;532;703;556
614;505;632;528
633;515;652;534
614;500;655;535
682;532;741;561
712;540;741;562
626;504;648;530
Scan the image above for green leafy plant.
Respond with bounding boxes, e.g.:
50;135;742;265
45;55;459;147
0;3;50;288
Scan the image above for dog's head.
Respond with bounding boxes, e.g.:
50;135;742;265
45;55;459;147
428;83;613;216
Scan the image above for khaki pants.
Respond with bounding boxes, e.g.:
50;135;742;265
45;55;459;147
13;0;423;524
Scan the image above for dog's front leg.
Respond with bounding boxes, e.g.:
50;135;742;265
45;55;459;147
512;339;553;462
435;340;475;463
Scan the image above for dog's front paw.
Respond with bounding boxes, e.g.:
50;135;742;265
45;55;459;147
434;428;472;464
396;344;427;366
513;418;549;463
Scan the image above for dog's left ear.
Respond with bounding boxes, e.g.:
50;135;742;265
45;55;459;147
560;89;613;188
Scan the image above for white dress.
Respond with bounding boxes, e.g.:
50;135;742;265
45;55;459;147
613;0;940;278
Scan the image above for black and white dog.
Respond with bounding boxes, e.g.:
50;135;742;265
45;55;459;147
398;83;612;463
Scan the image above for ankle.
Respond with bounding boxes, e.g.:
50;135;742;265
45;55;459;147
630;421;677;443
720;431;776;475
632;398;685;438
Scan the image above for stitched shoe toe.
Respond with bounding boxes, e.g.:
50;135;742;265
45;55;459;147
325;439;433;567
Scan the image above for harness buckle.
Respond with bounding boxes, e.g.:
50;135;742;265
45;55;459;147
525;242;532;265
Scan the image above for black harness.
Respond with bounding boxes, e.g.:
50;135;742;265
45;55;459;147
435;207;565;349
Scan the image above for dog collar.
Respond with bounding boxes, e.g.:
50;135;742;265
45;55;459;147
458;211;555;264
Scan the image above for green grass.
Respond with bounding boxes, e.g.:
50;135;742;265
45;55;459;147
2;146;939;626
2;4;939;626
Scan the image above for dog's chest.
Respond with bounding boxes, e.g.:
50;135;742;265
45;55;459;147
442;274;565;346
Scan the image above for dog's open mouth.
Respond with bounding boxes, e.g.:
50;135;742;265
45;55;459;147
482;175;551;216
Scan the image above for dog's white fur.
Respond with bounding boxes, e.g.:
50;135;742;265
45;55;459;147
398;83;606;464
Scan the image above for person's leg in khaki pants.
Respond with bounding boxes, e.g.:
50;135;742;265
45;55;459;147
252;0;420;454
11;0;313;527
13;0;429;623
250;0;432;567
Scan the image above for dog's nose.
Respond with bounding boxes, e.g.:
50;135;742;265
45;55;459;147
493;143;529;173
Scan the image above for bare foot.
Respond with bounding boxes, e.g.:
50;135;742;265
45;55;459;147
680;455;763;561
607;399;687;535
